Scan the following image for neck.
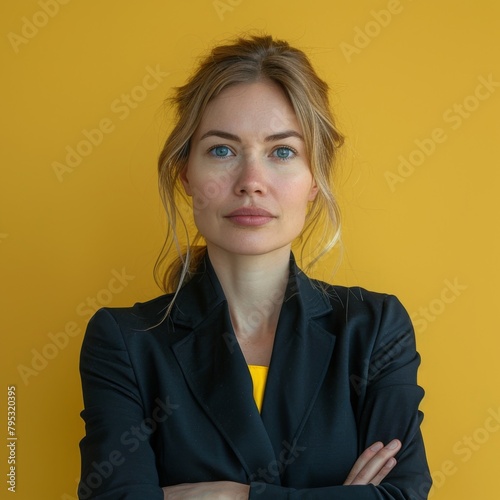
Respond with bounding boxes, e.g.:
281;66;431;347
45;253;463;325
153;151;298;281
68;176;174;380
206;245;291;343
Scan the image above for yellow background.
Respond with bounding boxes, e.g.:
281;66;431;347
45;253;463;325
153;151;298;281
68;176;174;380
1;0;499;498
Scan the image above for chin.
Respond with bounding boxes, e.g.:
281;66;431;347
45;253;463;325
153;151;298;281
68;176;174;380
208;239;294;258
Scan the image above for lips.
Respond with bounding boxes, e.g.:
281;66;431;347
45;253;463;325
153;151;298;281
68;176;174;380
224;207;276;226
226;207;274;217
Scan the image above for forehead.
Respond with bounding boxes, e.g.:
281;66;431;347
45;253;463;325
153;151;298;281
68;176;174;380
196;80;302;136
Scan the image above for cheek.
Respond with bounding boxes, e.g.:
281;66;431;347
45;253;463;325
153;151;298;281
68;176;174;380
189;175;232;214
280;177;317;208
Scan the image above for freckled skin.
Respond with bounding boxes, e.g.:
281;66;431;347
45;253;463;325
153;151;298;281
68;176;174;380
181;80;318;260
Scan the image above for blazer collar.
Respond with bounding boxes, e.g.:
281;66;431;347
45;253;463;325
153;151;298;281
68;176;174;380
169;254;227;329
171;251;336;482
170;251;333;327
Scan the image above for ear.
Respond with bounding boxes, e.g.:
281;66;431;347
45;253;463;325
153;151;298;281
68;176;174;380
308;179;319;201
179;166;192;196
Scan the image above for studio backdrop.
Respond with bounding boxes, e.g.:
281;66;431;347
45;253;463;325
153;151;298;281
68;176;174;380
1;0;499;498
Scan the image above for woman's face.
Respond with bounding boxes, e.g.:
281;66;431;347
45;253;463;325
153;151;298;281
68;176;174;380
181;79;318;259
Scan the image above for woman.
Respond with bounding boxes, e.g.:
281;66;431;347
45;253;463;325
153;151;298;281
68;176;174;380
78;35;431;499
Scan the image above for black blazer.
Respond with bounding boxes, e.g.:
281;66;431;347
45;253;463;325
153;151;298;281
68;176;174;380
78;254;431;499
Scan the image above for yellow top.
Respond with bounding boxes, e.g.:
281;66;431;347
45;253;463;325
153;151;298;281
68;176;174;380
248;365;269;413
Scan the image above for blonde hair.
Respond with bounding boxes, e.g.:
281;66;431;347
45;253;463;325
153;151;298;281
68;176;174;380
155;34;344;303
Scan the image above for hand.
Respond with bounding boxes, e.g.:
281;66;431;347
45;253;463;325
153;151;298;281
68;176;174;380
162;481;249;499
343;439;402;486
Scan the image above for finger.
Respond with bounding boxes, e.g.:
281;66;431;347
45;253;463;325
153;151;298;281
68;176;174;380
349;440;401;485
369;457;397;486
348;439;402;486
343;441;384;485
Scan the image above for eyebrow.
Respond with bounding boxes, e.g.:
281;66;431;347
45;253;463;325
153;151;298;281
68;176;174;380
199;129;304;142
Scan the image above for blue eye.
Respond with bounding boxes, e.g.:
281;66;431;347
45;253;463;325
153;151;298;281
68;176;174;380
210;145;232;157
273;147;296;160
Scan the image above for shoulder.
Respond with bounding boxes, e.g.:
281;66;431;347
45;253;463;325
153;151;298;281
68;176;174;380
316;281;388;305
305;281;418;371
310;277;408;317
303;277;414;342
84;293;175;340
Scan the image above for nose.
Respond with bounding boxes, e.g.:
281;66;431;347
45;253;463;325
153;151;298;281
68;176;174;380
233;155;267;196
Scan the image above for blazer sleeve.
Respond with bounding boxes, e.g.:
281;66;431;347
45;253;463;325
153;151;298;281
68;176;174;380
78;308;164;500
249;294;432;500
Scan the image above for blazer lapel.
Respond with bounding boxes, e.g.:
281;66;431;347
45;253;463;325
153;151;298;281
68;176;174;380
261;263;336;466
170;256;280;483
